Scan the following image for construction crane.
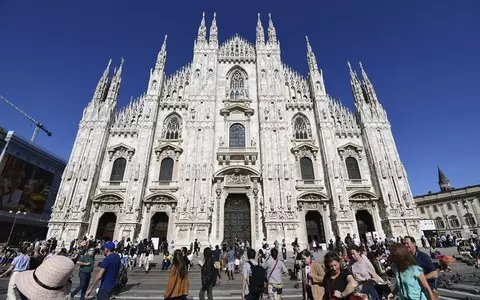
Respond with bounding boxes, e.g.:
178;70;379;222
1;94;52;142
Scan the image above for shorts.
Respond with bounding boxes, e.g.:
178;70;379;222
214;261;221;269
268;283;283;295
227;262;235;271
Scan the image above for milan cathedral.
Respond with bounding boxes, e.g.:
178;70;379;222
48;13;419;249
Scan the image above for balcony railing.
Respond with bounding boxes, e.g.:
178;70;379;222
295;179;323;191
344;178;370;189
217;147;258;165
99;181;127;192
149;180;179;192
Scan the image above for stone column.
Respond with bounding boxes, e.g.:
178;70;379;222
139;205;152;240
468;199;480;232
88;210;101;238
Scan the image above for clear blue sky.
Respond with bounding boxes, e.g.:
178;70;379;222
0;1;479;195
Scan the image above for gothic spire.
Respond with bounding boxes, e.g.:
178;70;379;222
93;59;112;102
209;12;218;48
348;61;364;104
105;58;123;104
196;12;207;45
438;166;454;192
256;13;265;46
155;34;167;70
267;13;277;44
359;62;378;103
305;36;317;71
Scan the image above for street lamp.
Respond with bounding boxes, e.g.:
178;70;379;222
7;209;27;245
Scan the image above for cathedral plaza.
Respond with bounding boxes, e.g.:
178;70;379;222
47;12;419;250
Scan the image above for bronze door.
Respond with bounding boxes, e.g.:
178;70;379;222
96;212;117;241
224;194;251;244
150;212;169;242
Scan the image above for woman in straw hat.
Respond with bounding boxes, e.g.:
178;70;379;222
15;255;74;300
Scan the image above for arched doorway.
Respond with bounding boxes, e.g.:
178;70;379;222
305;211;326;244
355;210;375;243
96;212;117;241
224;194;251;244
149;212;169;242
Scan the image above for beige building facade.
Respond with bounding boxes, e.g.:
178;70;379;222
47;13;419;249
415;168;480;238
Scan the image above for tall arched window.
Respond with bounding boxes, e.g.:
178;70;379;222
159;158;174;181
110;158;126;182
435;217;445;229
162;114;182;140
465;213;476;226
449;216;460;228
346;157;361;180
230;70;246;100
293;114;311;140
229;123;245;148
300;157;315;183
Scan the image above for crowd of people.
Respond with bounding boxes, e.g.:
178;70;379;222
0;232;476;300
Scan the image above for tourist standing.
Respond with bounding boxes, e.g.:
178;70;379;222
388;243;435;300
322;252;357;300
403;236;439;299
86;241;121;300
0;247;30;300
301;249;325;300
199;247;216;300
227;245;236;281
69;248;95;300
15;255;74;300
242;248;264;300
348;245;380;300
213;245;222;282
164;249;189;300
264;248;287;300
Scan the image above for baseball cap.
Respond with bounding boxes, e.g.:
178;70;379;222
104;241;116;250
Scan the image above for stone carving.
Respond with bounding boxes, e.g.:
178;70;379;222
332;160;339;178
218;136;224;146
133;164;140;181
226;174;248;185
379;161;387;179
394;161;403;178
82;163;90;180
251;138;256;147
66;162;75;180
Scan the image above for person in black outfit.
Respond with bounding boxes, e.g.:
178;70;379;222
322;252;357;300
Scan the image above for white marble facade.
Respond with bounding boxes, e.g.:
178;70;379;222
48;13;419;249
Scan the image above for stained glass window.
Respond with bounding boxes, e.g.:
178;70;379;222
346;157;361;180
230;70;246;100
229;123;245;148
159;158;174;181
110;158;126;181
162;114;182;139
293;115;310;139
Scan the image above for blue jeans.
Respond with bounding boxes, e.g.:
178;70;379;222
97;286;115;300
70;272;91;300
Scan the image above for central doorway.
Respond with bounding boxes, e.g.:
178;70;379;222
305;211;326;244
224;194;251;245
355;210;376;243
149;212;169;242
96;212;117;241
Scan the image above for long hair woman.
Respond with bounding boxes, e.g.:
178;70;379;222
199;247;216;300
322;251;358;300
389;243;434;300
164;249;189;300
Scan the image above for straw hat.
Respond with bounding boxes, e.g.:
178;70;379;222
15;255;74;300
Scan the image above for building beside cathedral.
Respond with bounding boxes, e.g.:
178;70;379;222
47;13;419;249
415;167;480;238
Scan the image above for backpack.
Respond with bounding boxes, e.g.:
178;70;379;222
116;263;128;287
247;261;266;295
201;261;217;288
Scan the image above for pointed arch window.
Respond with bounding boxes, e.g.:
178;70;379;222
300;157;315;183
293;114;311;140
162;114;182;140
434;217;445;229
346;157;361;180
110;158;126;182
465;213;476;226
229;123;245;148
159;158;174;181
229;70;247;100
449;216;460;228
